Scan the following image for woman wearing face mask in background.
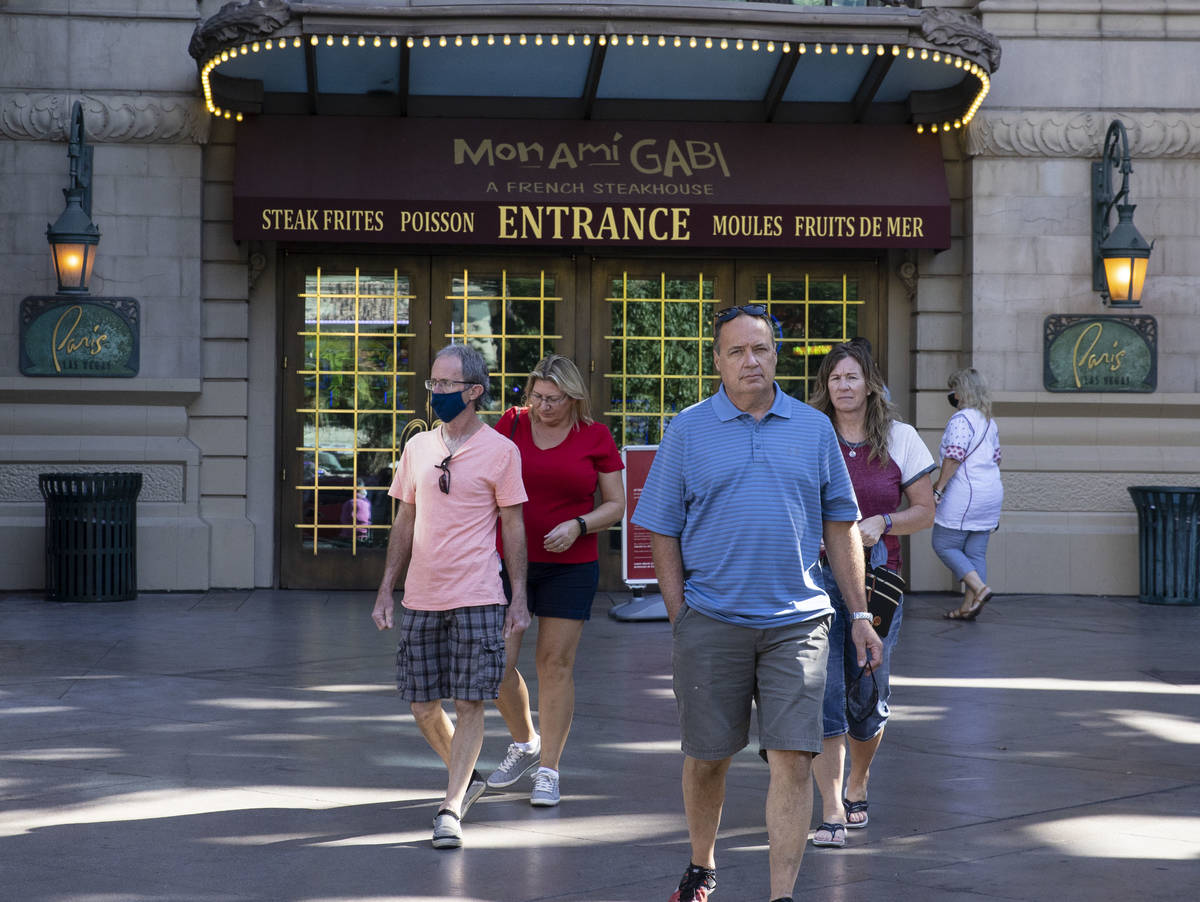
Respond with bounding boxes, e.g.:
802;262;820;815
485;355;625;808
932;368;1003;621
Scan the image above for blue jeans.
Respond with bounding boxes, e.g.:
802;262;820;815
931;523;992;584
819;562;903;741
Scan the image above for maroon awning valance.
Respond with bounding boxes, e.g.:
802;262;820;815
234;117;950;249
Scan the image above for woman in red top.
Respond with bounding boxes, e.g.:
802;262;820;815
485;355;625;807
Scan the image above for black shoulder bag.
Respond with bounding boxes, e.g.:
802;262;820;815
866;563;904;638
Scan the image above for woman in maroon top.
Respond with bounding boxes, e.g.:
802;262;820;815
807;341;935;848
485;355;625;807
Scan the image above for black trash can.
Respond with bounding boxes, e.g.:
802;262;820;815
39;472;143;602
1127;486;1200;606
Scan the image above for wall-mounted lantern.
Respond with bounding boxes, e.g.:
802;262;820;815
46;101;101;295
1092;119;1152;307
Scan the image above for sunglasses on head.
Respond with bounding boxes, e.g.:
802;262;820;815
714;304;781;353
434;454;452;494
714;303;768;323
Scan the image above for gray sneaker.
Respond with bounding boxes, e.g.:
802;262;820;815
487;742;540;788
431;809;462;849
530;769;560;807
461;771;487;818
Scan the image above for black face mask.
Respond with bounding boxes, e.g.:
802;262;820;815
947;392;959;409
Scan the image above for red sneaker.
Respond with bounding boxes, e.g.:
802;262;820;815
668;863;716;901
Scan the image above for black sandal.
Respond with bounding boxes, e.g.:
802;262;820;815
843;797;869;828
812;822;846;847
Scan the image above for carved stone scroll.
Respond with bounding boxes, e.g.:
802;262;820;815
189;0;293;63
920;8;1002;72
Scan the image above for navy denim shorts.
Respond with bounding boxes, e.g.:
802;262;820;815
501;560;599;621
819;561;904;741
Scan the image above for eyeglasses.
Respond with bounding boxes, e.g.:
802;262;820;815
528;390;568;407
714;303;768;323
425;379;477;392
845;661;880;725
434;454;452;494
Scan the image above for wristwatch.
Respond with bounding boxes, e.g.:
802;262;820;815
851;611;873;622
575;516;587;537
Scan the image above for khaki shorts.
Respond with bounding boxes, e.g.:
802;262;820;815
671;604;830;760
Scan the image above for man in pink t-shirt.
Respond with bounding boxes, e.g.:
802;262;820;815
372;344;529;850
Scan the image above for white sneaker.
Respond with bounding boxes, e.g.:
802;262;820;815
431;809;462;849
530;769;560;807
487;741;540;788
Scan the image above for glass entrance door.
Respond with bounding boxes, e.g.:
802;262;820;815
594;259;879;448
279;254;576;589
278;253;876;589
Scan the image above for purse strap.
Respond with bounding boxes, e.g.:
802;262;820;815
958;412;991;461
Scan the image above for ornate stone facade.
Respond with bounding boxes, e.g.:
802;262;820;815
0;92;210;145
967;111;1200;159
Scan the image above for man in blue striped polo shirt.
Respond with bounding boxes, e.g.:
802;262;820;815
632;305;883;902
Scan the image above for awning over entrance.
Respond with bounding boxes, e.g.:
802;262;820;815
233;117;951;249
191;1;1000;135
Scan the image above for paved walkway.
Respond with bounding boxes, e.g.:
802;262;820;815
1;589;1198;901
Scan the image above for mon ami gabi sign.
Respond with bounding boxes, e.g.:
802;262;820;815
234;118;950;250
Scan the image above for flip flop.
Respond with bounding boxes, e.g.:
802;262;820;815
843;797;869;828
812;822;846;848
973;587;993;616
944;587;993;621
